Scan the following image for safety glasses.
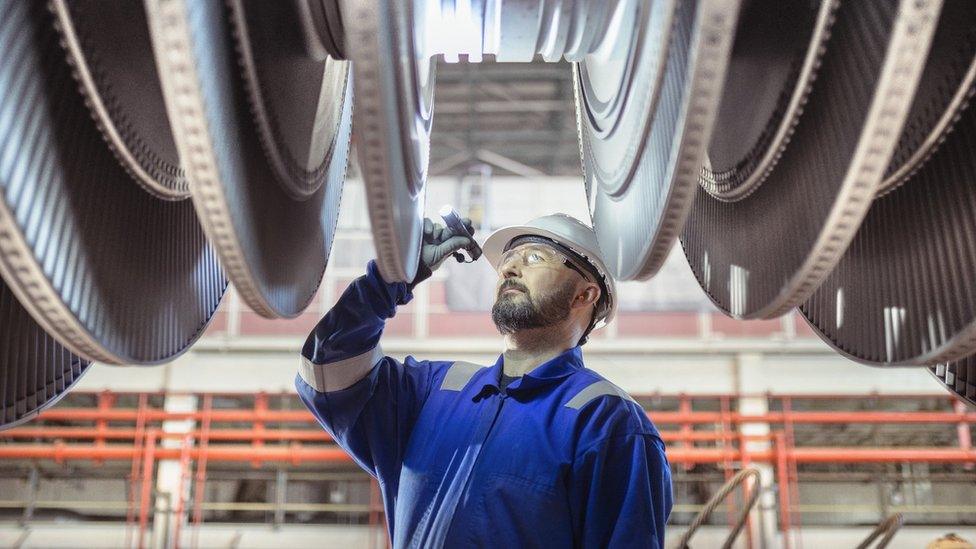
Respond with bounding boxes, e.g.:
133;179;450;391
498;244;593;282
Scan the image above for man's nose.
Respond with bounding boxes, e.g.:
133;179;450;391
500;259;520;279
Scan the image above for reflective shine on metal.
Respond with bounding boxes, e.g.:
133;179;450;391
577;0;740;281
342;0;433;283
147;0;352;318
50;0;190;200
0;2;226;364
801;14;976;366
681;0;941;320
0;279;89;431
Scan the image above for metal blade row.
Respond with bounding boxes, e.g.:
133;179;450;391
0;1;352;427
0;277;89;430
3;0;976;432
681;0;940;319
800;2;976;365
932;359;976;407
146;0;352;318
194;0;976;409
578;0;739;281
0;1;225;366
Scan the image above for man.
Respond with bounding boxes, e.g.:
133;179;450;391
296;213;672;548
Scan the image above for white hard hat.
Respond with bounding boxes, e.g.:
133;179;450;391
483;213;617;330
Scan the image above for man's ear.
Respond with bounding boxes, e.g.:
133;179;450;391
573;283;601;309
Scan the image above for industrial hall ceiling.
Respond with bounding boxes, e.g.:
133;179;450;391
1;0;975;429
429;60;582;178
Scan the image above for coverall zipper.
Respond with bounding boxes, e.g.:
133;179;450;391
444;390;508;538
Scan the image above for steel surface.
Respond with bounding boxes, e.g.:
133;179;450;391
343;0;433;283
50;0;189;200
801;87;976;364
932;359;976;407
880;0;976;194
0;280;89;431
147;0;351;317
699;0;837;201
681;0;941;319
0;2;226;364
578;0;740;281
800;3;976;366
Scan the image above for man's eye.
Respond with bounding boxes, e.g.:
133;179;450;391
526;252;543;263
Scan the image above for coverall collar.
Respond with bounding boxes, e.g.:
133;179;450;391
495;346;585;395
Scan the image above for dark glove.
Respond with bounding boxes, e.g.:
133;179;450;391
409;217;480;289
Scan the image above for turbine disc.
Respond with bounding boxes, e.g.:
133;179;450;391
229;0;349;200
0;1;226;364
342;0;433;283
880;0;976;194
800;69;976;365
147;0;352;317
50;0;189;200
931;359;976;408
699;0;836;201
578;0;740;281
0;280;90;431
680;0;941;319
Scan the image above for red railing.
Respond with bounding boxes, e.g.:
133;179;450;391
0;391;973;549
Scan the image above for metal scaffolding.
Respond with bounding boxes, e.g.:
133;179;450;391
0;391;973;549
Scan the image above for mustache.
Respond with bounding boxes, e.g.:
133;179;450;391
498;280;529;296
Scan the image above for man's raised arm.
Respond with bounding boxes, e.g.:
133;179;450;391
295;217;478;481
295;259;434;480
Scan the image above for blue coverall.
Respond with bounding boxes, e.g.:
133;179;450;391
296;261;673;548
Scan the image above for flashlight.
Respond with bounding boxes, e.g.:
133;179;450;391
439;205;482;262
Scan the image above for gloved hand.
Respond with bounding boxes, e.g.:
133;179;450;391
410;217;481;289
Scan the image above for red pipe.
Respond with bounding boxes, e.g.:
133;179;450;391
775;434;792;549
0;444;354;463
0;444;971;465
191;394;214;547
0;427;789;444
788;447;976;463
55;390;962;400
31;409;315;423
94;392;113;466
678;394;693;474
783;397;803;549
252;393;268;468
171;435;193;548
0;427;333;442
138;430;157;549
29;407;975;425
124;394;148;549
650;410;976;424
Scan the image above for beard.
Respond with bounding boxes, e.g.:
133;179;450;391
491;278;575;335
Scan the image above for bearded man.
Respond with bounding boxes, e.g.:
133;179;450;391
296;213;672;548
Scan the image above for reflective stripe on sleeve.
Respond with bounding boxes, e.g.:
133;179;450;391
298;346;385;393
